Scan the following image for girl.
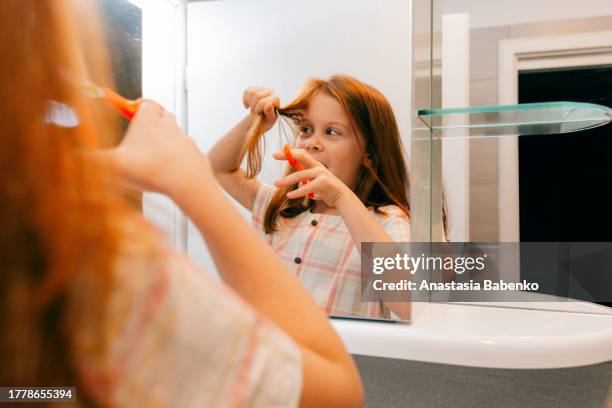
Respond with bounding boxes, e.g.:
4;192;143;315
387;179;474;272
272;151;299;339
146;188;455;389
210;76;412;320
1;1;363;406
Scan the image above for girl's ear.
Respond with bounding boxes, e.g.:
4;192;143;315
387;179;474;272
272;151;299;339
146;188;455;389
362;153;373;167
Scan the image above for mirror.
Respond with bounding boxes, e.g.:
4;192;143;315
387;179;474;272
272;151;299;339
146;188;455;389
171;0;612;318
186;0;413;321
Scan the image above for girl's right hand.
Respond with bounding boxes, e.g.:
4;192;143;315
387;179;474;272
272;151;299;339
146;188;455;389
242;87;279;131
105;100;213;199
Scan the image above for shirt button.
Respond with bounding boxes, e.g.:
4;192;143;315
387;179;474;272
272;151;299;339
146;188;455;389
311;219;318;227
294;257;302;264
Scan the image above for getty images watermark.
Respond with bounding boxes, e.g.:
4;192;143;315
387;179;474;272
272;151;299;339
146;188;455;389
361;242;612;303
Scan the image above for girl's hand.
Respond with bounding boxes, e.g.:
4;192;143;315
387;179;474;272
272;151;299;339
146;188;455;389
273;148;351;207
242;87;279;131
103;100;212;198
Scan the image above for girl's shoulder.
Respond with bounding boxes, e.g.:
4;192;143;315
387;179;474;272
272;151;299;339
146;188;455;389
256;182;277;199
252;183;278;231
369;204;411;241
72;211;303;407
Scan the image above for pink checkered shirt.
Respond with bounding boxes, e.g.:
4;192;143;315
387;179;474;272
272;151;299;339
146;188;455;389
252;184;411;319
72;219;302;407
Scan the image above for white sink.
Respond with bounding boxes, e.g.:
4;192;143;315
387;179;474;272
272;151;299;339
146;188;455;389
332;302;612;369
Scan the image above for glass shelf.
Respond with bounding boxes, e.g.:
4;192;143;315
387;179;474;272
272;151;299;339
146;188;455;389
417;101;612;138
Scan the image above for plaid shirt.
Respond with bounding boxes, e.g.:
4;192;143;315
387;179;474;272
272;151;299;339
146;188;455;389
72;223;302;408
252;184;411;319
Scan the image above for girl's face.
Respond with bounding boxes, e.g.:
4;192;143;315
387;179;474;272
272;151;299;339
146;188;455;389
295;92;366;190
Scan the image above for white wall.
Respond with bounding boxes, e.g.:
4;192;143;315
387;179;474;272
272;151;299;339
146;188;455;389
187;0;412;275
441;0;612;29
127;0;188;249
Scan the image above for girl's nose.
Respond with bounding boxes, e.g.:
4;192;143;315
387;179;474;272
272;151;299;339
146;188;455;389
305;136;323;152
305;143;321;152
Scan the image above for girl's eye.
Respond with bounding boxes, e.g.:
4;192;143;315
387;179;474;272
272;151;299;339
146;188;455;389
300;126;313;134
326;128;340;136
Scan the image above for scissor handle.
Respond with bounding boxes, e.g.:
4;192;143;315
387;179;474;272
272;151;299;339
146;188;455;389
103;87;142;119
283;144;314;199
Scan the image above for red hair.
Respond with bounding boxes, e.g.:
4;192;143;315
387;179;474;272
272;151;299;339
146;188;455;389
0;0;154;392
243;75;411;234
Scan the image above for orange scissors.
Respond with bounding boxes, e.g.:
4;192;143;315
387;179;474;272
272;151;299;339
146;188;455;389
83;80;142;120
284;144;314;199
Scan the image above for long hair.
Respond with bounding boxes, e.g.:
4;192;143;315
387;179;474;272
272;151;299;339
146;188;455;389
0;0;146;394
242;75;411;234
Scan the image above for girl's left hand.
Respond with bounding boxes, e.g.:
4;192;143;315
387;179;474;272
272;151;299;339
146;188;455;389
272;148;351;207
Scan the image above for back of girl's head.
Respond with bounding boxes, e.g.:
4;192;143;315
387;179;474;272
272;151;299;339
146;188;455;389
244;74;411;233
0;0;139;389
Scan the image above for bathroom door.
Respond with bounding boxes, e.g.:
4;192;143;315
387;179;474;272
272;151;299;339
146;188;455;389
518;66;612;241
518;65;612;306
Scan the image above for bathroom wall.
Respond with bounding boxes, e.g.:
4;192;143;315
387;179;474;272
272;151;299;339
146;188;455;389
433;0;612;241
441;0;612;29
466;15;612;241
